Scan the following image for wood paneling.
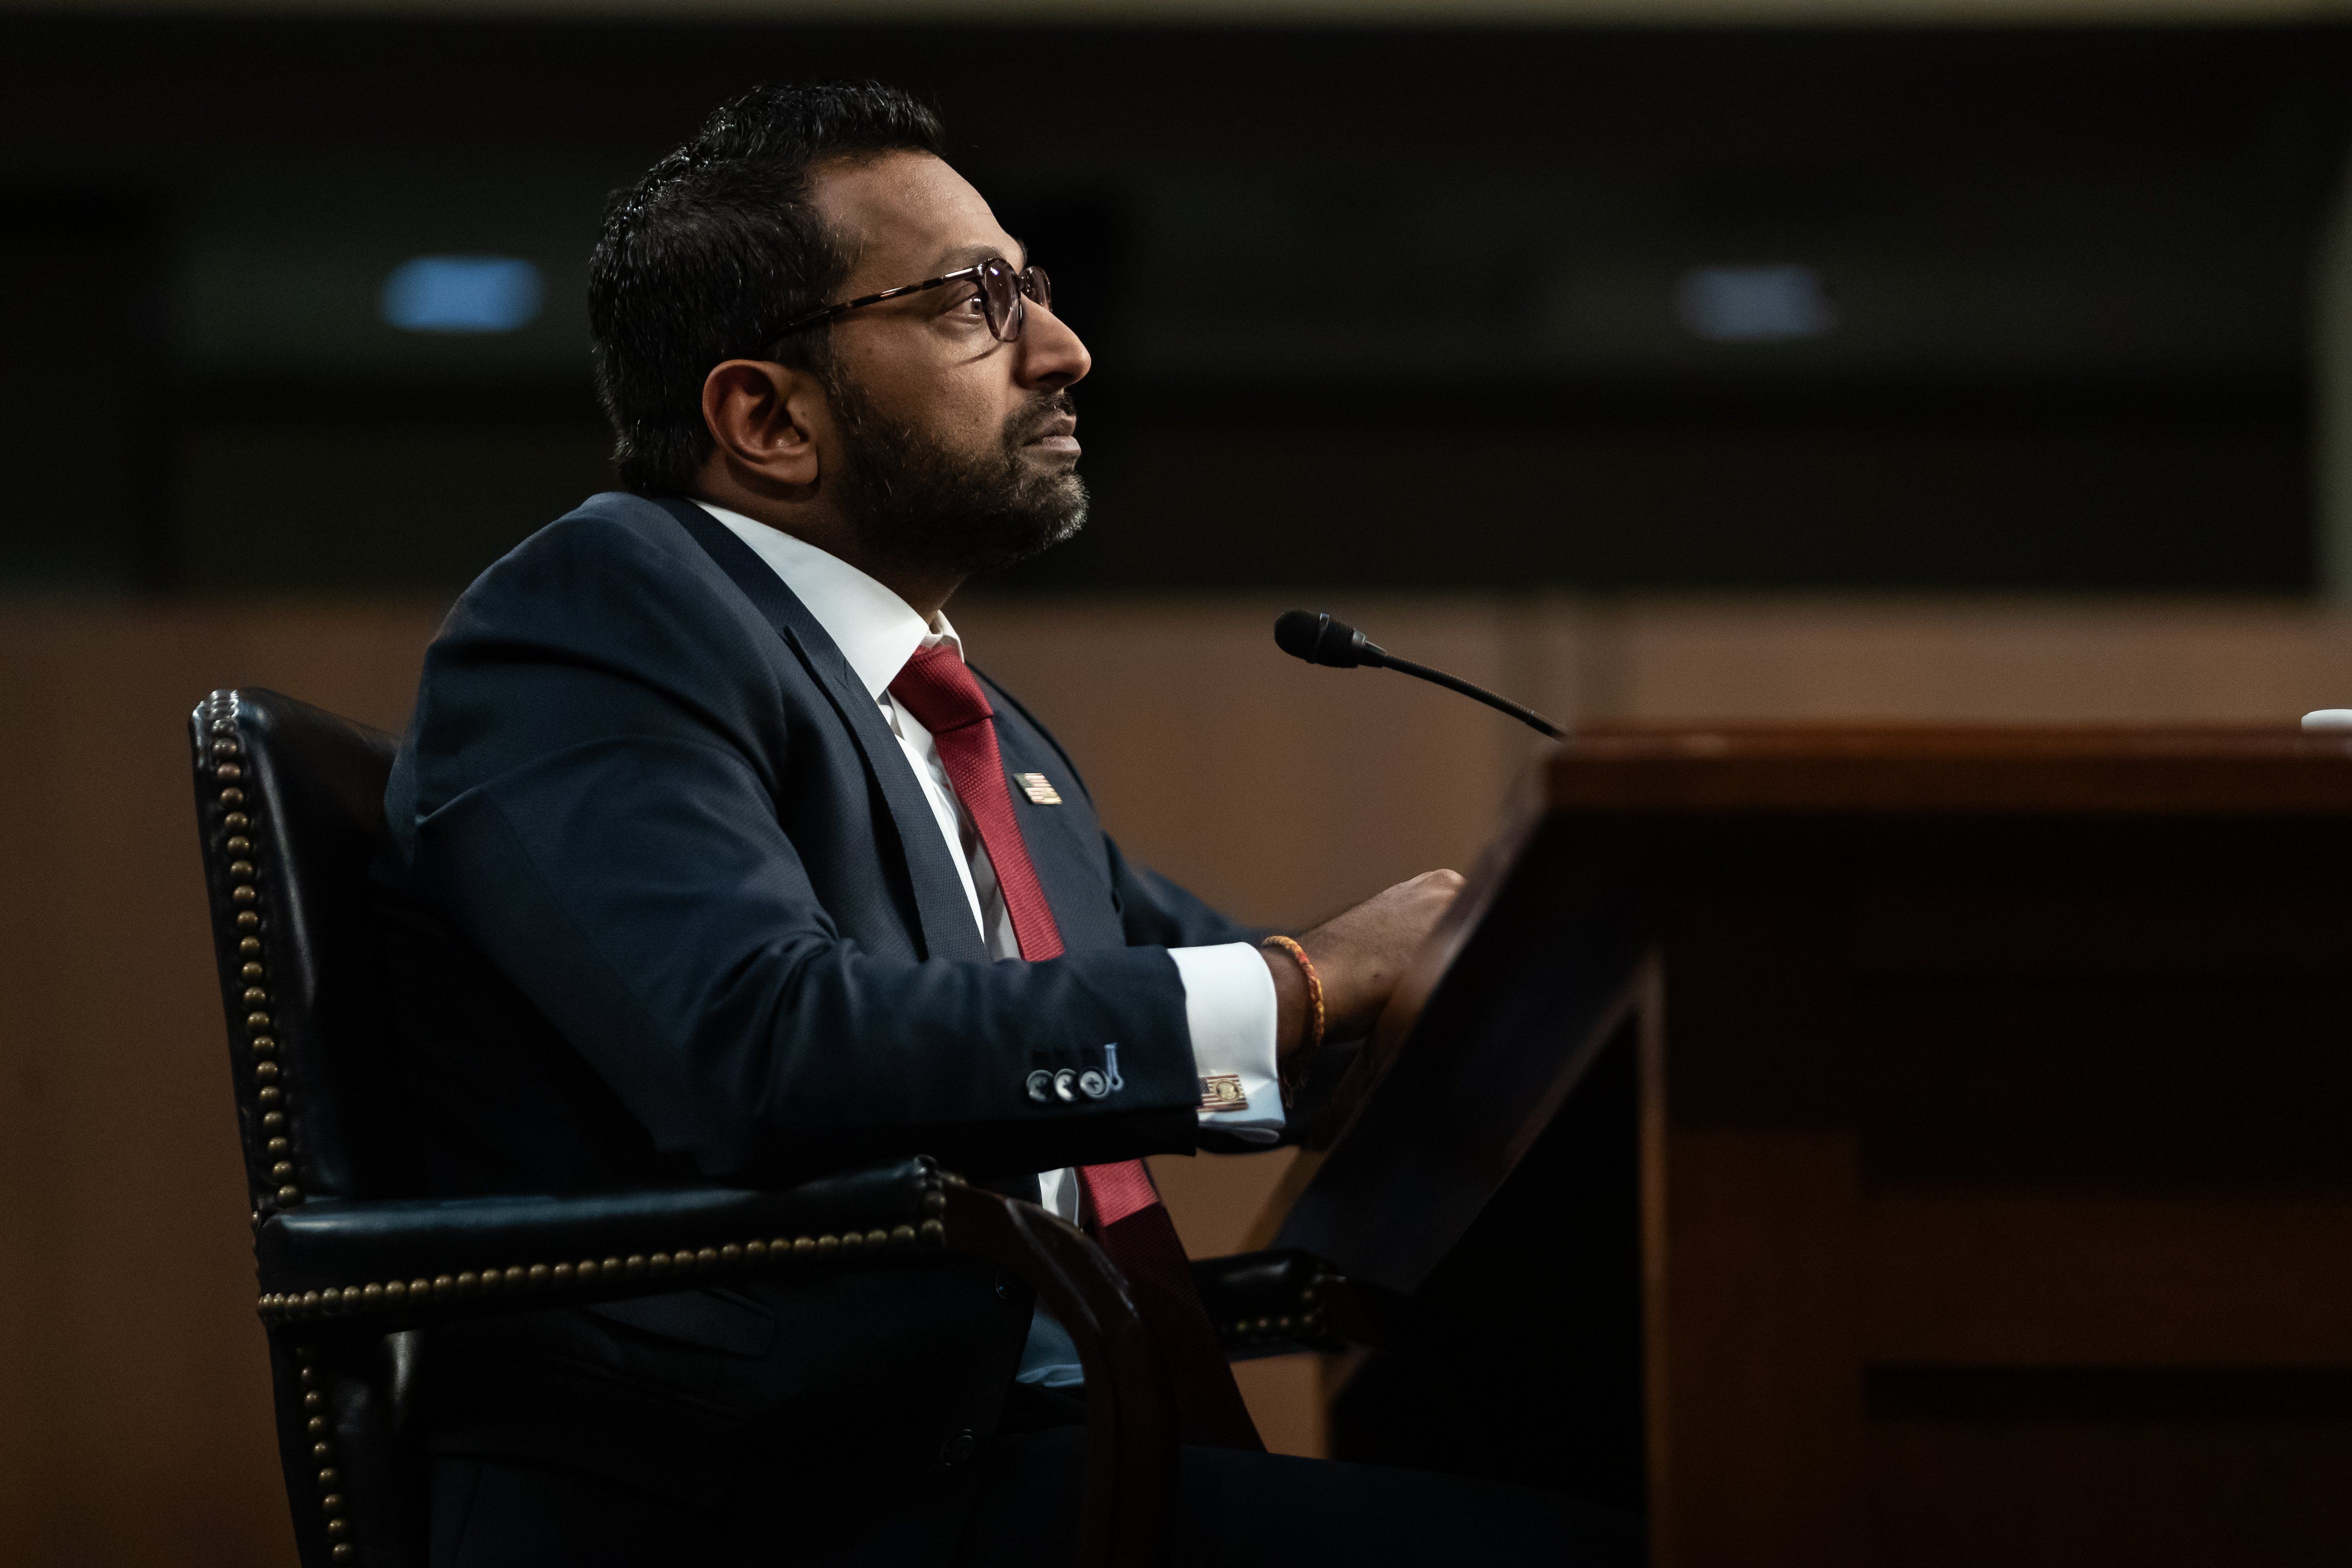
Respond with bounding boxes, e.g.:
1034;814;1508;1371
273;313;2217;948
1864;1193;2352;1367
1611;599;2352;724
1650;1128;1867;1568
1868;1381;2352;1568
0;603;441;1568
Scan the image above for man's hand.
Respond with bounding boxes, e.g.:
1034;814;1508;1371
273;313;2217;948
1262;869;1465;1071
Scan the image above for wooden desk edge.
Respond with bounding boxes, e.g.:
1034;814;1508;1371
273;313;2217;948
1552;723;2352;815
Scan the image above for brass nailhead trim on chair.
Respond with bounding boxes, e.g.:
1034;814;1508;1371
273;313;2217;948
1219;1279;1340;1351
204;690;303;1217
293;1344;356;1564
1223;1308;1327;1346
256;1204;949;1324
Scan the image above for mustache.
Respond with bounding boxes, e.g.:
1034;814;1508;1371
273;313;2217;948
1004;390;1077;446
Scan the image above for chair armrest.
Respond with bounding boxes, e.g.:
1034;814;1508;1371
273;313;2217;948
1190;1248;1406;1359
256;1157;950;1328
254;1157;1177;1568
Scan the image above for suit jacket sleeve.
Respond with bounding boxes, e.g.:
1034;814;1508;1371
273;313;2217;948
384;506;1204;1185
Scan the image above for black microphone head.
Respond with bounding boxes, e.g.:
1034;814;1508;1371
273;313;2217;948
1273;610;1329;662
1273;610;1383;669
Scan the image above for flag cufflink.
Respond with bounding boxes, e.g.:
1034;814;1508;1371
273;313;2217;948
1198;1074;1248;1112
1014;771;1063;806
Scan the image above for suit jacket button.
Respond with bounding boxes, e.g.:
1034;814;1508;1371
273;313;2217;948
1053;1068;1078;1103
942;1429;978;1467
1026;1070;1053;1105
1078;1069;1109;1100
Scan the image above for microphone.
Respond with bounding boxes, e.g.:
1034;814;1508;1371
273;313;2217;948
1273;610;1567;739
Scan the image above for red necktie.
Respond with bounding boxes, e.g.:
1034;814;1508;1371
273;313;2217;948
889;641;1263;1451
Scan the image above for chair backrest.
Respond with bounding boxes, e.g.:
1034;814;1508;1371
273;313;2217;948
193;687;425;1568
192;687;414;1212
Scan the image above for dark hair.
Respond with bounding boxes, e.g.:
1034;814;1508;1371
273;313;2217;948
588;81;946;495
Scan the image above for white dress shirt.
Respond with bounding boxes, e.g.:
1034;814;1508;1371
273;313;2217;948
694;503;1286;1190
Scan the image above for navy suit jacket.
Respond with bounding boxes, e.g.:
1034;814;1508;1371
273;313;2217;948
375;492;1255;1552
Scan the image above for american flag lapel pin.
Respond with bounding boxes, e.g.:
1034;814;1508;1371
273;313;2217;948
1014;771;1063;806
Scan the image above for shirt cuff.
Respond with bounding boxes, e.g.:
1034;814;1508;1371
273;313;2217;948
1168;943;1285;1146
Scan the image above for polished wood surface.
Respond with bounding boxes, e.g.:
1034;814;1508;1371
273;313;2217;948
1551;722;2352;813
1285;723;2352;1567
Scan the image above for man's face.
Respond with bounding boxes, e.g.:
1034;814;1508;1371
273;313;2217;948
806;151;1093;578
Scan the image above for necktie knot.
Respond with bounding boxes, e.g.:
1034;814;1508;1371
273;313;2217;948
888;642;994;735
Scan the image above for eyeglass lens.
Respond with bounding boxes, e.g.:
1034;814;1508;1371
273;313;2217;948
979;260;1053;342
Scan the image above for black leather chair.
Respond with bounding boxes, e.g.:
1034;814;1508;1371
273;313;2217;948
191;686;1353;1568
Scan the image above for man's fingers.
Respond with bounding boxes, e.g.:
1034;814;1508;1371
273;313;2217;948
1294;868;1468;1040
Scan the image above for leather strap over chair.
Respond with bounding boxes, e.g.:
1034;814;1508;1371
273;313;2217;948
190;688;1352;1568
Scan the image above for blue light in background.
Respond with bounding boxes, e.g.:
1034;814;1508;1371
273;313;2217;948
380;256;543;334
1676;264;1836;343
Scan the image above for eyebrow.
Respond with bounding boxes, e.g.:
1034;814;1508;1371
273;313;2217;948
928;236;1029;275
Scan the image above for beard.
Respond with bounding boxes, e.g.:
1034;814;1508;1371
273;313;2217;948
825;372;1089;579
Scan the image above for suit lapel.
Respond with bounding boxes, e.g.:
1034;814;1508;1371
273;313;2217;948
661;499;988;965
981;674;1126;954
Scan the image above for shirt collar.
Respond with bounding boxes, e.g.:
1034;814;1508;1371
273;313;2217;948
694;500;962;701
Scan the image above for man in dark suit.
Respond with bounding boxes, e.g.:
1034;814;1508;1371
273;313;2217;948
380;80;1638;1568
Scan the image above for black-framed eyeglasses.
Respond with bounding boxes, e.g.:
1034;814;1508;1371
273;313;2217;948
772;256;1053;346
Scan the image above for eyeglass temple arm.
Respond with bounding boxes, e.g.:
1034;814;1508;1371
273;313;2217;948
776;266;984;337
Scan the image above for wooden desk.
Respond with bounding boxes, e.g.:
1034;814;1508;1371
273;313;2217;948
1280;726;2352;1567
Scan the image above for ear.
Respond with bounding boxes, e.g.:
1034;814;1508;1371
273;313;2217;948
701;359;827;494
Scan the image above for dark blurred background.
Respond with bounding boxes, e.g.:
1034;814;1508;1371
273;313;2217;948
14;12;2352;1566
7;17;2350;598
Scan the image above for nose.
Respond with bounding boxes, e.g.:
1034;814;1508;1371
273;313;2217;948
1017;299;1091;390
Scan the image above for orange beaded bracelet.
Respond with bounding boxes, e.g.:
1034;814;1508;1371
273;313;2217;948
1261;934;1325;1061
